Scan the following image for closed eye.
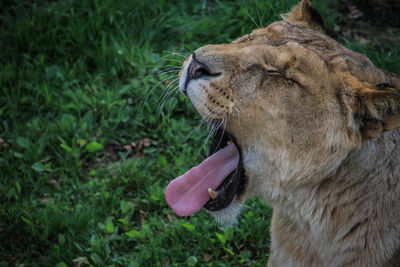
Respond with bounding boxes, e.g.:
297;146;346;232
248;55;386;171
266;69;280;75
376;83;394;89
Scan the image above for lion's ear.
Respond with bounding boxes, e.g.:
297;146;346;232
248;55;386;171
285;0;324;32
356;85;400;141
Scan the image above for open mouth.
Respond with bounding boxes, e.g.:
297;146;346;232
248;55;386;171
165;128;246;216
204;129;246;211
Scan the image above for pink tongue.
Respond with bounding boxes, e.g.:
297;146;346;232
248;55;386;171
165;143;239;216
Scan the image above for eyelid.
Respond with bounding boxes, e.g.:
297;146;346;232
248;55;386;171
266;69;280;74
376;83;394;89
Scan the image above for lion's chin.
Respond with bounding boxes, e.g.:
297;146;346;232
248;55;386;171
208;199;244;225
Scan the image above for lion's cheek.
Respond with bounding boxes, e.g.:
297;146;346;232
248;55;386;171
187;80;235;121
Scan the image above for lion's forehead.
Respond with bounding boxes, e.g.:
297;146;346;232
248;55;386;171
217;21;391;87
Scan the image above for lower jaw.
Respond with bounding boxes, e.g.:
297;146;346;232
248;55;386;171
207;200;244;225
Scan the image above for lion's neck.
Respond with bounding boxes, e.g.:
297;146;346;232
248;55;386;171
273;129;400;264
338;128;400;184
246;128;400;215
291;128;400;223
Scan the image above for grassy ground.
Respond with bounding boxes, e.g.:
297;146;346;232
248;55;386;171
1;0;399;266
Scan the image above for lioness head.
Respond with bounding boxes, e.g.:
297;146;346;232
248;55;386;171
166;0;400;223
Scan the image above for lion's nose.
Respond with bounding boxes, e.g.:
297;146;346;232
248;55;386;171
183;54;212;93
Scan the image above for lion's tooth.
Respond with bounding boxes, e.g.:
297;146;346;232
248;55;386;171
208;188;218;199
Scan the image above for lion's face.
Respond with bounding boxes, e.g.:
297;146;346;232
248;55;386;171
178;24;354;217
167;0;400;222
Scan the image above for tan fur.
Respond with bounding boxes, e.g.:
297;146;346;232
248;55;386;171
178;1;400;266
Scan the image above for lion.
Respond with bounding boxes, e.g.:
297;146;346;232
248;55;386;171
165;0;400;266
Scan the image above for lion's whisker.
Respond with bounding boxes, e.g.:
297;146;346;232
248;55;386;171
159;81;180;112
143;73;178;110
182;48;192;56
183;117;211;143
144;69;180;79
158;53;185;62
163;51;189;58
158;80;180;117
214;114;229;152
184;103;224;143
167;89;181;115
160;58;185;64
194;107;225;158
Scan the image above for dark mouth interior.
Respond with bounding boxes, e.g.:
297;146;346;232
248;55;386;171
203;128;246;211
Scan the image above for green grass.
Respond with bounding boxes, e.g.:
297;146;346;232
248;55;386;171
1;0;399;266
